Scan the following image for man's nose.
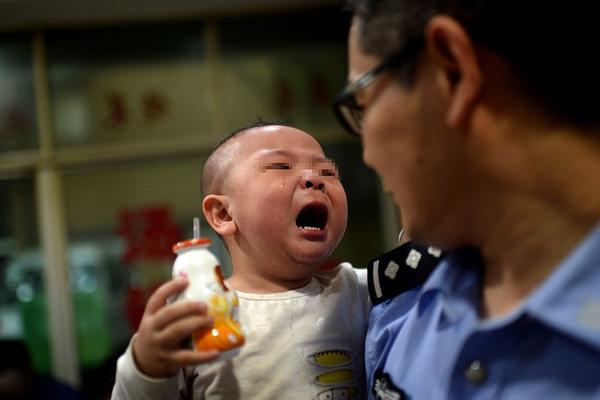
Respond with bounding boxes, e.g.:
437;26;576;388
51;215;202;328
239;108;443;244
301;170;325;192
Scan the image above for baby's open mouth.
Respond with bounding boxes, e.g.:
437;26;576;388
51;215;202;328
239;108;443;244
296;203;328;231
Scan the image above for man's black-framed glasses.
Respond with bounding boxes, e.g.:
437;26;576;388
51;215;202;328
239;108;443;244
333;39;423;137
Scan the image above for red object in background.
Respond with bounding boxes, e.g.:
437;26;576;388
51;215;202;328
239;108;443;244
118;205;183;264
142;91;168;122
105;92;128;129
125;283;162;331
118;205;183;330
124;286;146;331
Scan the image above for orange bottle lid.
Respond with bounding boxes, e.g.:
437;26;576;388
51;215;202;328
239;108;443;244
172;238;212;254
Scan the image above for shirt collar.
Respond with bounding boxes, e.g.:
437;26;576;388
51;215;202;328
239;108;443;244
525;221;600;352
416;223;600;353
417;247;483;324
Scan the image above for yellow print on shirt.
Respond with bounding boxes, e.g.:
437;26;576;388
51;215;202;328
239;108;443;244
308;349;360;399
309;349;353;367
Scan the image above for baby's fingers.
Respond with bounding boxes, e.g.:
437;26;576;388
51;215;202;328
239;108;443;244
146;277;188;315
171;348;220;366
153;300;209;331
158;314;214;347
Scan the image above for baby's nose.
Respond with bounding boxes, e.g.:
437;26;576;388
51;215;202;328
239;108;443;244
301;169;325;192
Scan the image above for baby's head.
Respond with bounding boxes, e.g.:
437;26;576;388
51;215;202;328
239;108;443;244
201;122;348;277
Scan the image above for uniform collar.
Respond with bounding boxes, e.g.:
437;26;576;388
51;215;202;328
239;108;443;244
416;222;600;353
417;247;483;324
524;221;600;352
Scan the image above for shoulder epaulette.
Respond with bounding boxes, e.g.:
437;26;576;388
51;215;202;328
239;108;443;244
367;242;444;306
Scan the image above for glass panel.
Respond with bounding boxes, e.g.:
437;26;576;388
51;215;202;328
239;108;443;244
61;155;229;398
46;23;214;148
0;35;38;152
219;7;350;141
0;178;49;374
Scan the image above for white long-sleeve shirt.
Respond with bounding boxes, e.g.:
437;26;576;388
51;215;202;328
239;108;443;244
112;263;369;399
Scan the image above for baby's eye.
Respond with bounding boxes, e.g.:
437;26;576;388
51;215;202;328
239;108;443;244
320;168;337;177
265;162;291;170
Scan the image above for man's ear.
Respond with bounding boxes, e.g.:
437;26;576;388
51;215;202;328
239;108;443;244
202;194;236;237
425;15;482;130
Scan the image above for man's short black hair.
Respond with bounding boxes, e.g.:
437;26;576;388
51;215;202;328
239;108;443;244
348;0;600;128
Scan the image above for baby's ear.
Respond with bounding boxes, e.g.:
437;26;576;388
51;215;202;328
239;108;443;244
202;195;236;237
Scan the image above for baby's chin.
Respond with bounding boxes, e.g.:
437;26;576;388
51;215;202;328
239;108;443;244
288;246;336;270
277;231;341;268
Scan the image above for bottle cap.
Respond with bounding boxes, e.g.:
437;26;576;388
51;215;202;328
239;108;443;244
172;238;212;253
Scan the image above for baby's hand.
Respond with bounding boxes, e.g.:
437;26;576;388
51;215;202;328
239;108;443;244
132;277;219;378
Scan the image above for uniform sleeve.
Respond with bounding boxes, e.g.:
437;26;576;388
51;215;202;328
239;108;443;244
111;335;179;400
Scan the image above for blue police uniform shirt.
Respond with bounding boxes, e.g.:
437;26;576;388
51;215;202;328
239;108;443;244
366;223;600;399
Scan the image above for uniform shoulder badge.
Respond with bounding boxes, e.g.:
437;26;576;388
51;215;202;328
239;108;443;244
367;242;444;306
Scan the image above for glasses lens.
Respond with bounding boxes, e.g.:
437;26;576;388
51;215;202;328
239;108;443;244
334;91;363;136
334;102;362;137
342;106;362;136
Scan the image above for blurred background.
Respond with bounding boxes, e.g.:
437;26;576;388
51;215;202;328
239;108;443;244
0;0;400;398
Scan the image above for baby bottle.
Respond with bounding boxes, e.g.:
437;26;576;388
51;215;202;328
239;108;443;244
171;218;245;358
